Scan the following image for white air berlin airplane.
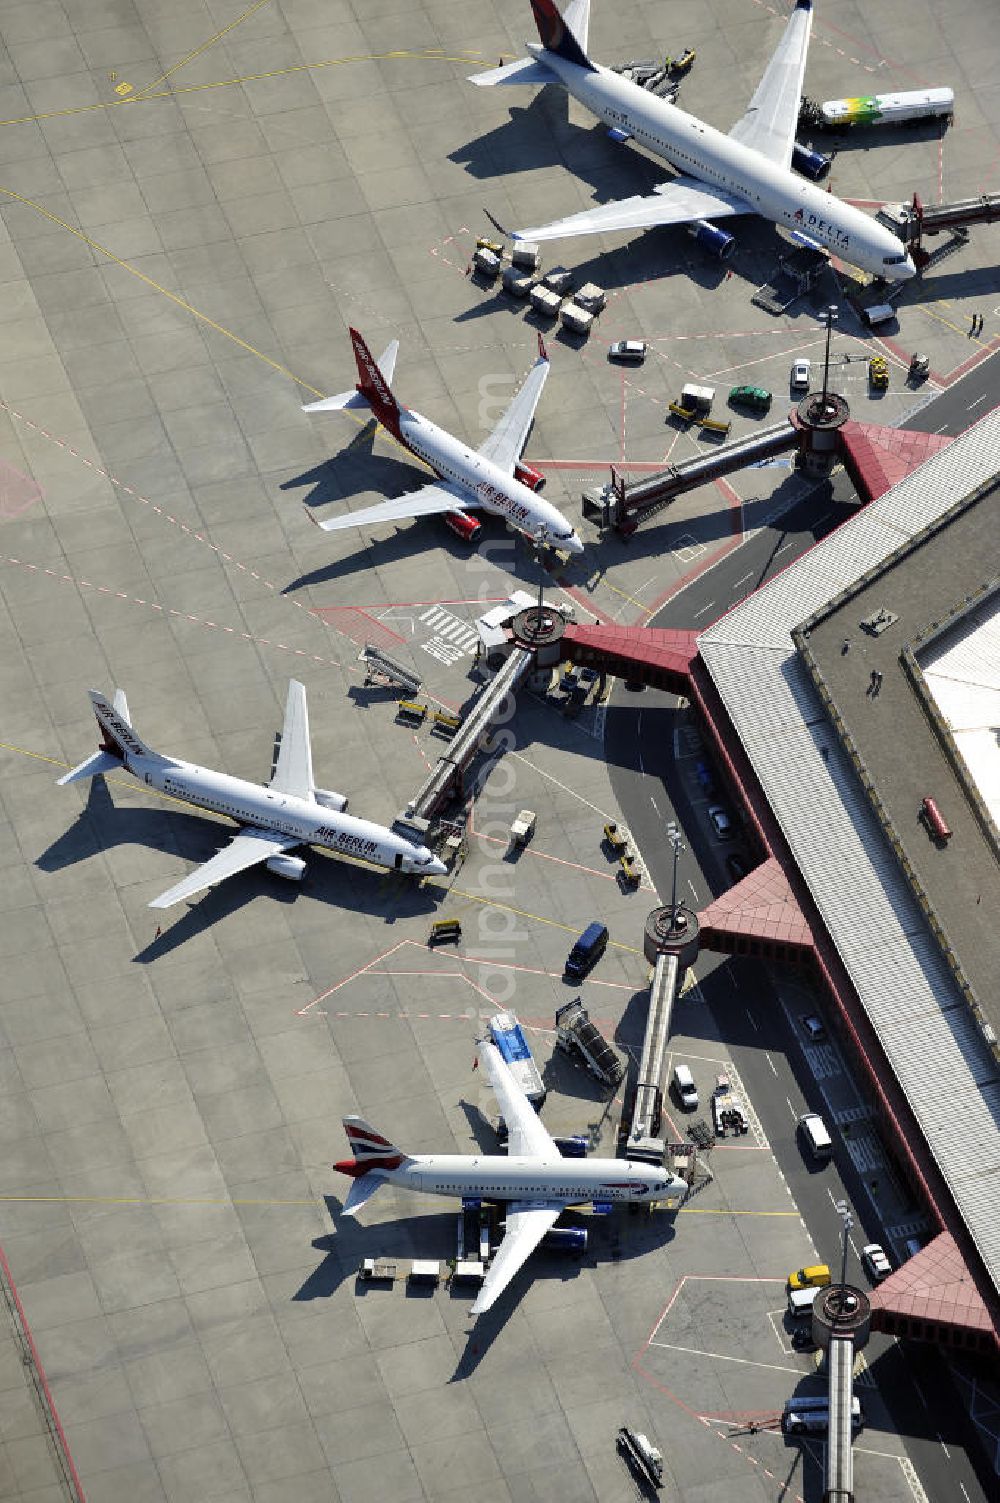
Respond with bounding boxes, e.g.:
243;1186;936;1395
301;328;583;553
336;1040;686;1315
472;0;916;284
58;682;447;908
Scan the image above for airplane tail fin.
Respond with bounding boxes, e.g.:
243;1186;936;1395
301;338;399;415
333;1116;410;1187
57;688;160;784
528;0;595;71
344;329;403;436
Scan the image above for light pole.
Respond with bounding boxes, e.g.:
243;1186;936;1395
834;1197;854;1289
666;821;685;930
820;303;838;412
533;523;547;620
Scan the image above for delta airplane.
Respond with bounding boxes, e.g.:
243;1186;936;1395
336;1039;686;1315
301;327;583;554
58;682;447;908
471;0;916;284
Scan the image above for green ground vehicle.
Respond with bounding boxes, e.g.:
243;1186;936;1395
729;384;773;413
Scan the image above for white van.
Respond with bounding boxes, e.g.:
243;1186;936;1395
862;302;896;328
787;1286;820;1319
798;1112;833;1162
672;1063;699;1111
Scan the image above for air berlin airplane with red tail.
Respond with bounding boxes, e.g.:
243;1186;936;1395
335;1040;685;1315
302;329;583;554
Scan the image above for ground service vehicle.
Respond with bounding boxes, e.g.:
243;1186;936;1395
555;999;625;1087
488;1011;546;1108
729;384;772;412
787;1286;820;1319
672;1063;699;1111
816;88;954;129
791;357;811;390
788;1263;831;1292
798;1111;833;1161
561;301;594;336
565;921;609;979
711;1074;748;1137
862;302;896;329
869;355;889;389
616;1427;663;1488
609;340;647;363
909;352;930;380
671;48;696;76
680;382;715;411
862;1243;892;1282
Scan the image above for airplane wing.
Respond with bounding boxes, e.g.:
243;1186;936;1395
479;1041;560;1162
148;827;299;909
514;177;749;245
477;348;549;473
727;0;813;168
269;680;313;799
470;1200;562;1315
310;480;471;534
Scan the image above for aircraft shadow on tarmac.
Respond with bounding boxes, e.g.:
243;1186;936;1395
280;423;421;515
450;86;626;188
40;777;439;962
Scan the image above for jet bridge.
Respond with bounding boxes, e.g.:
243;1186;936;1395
407;646;535;822
584;417;798;536
879;190;1000;270
624;903;702;1162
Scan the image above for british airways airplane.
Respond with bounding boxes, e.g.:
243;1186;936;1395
471;0;916;284
58;682;447;908
336;1039;687;1315
302;328;583;554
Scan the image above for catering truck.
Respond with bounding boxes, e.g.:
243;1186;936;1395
488;1011;546;1108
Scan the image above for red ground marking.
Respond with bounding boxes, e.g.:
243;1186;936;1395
310;605;406;648
0;553;348;672
554;580;617;625
467;806;655;890
631;1269;806;1500
296;938;636;1018
0;458;43;519
0;1242;87;1501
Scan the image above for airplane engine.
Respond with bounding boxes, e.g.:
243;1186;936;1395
541;1226;588;1254
792;142;832;181
314;788;349;813
689;220;736;260
266;854;307;882
513;461;546;492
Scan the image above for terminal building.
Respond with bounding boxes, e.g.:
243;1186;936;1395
512;404;1000;1356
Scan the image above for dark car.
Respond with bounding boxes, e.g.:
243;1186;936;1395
608;339;647;364
729;384;772;414
695;758;716;795
564;921;609;979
